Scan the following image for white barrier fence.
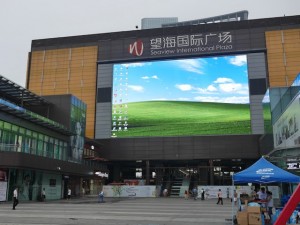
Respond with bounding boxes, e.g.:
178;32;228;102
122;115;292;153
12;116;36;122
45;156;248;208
103;185;156;197
102;185;279;198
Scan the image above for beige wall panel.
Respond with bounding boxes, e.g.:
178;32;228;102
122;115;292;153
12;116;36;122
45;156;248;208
28;46;98;138
266;47;284;54
266;29;300;87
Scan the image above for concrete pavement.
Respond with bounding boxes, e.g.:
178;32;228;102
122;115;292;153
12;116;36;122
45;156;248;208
0;196;236;225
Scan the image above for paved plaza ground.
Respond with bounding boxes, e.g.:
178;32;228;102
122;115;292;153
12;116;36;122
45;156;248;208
0;196;235;225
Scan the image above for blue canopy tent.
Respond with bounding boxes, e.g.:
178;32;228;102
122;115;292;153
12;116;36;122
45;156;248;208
231;157;300;225
233;157;300;184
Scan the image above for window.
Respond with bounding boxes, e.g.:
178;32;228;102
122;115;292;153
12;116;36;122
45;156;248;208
49;179;56;187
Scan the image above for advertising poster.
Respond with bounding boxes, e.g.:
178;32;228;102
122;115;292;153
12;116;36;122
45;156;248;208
273;94;300;149
69;97;86;163
0;182;8;201
0;169;8;201
103;185;156;197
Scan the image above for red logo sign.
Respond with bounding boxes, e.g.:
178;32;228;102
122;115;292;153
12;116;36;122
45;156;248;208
128;40;144;56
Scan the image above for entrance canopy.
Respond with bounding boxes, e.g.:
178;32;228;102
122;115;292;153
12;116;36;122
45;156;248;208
233;157;300;184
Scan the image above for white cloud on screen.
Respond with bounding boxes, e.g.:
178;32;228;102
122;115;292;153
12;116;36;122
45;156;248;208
207;85;218;92
194;96;249;104
214;77;234;83
141;75;158;80
228;55;247;66
175;59;206;74
128;85;144;92
178;97;190;101
175;84;193;91
122;62;152;68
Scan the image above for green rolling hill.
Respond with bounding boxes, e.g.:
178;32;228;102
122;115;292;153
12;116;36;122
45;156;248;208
112;101;251;137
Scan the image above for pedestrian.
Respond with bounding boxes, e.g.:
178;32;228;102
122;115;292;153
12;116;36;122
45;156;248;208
201;188;205;200
12;187;19;210
265;191;273;224
233;190;238;206
98;190;104;203
192;187;198;200
163;188;168;197
42;188;46;202
216;189;223;205
184;190;188;200
67;187;71;200
257;187;267;200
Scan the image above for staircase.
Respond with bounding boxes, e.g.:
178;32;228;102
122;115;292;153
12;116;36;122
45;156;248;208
170;177;183;197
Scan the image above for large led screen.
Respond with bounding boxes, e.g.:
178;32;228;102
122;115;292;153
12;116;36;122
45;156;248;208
112;55;250;137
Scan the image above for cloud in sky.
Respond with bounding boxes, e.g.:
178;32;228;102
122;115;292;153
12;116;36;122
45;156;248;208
214;77;234;84
141;75;159;80
178;97;191;101
219;82;243;93
175;84;193;91
176;75;249;103
176;59;206;74
228;55;247;66
207;85;218;92
128;85;144;92
213;77;249;95
194;96;249;104
122;62;151;68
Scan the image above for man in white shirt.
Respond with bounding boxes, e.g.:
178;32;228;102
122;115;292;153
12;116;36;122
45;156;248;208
12;187;18;210
257;187;267;200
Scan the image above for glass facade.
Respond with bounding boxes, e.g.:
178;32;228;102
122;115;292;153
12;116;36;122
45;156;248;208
7;169;62;201
0;120;68;161
262;90;272;134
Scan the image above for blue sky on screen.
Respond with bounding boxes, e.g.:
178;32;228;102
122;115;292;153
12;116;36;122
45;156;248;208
113;55;249;104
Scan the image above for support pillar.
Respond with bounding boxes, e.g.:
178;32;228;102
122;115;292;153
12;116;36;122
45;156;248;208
145;160;150;185
209;160;214;185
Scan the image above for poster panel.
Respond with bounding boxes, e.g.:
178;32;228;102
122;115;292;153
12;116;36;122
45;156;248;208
103;185;156;197
0;182;8;201
273;94;300;149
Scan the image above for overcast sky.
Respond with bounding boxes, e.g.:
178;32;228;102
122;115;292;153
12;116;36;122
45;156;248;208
1;0;299;87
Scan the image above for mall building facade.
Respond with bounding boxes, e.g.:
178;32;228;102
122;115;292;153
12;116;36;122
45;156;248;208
23;15;300;193
0;76;107;201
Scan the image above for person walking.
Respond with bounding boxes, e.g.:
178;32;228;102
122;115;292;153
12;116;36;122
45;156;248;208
12;187;19;210
67;188;71;200
216;189;223;205
201;188;205;200
41;188;46;202
98;190;104;203
192;187;198;200
184;190;189;200
265;191;273;224
233;190;238;206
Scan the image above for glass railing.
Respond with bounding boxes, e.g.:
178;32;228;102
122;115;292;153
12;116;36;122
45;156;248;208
0;143;67;161
271;83;300;124
0;143;105;170
0;98;67;130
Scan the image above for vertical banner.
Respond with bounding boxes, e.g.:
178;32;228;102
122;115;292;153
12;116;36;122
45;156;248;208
0;169;8;201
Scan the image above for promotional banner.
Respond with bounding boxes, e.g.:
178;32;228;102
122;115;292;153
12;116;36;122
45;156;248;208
0;182;8;201
103;185;156;197
273;94;300;149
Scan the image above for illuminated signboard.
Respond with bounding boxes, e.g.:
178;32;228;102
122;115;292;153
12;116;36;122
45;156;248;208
112;54;250;138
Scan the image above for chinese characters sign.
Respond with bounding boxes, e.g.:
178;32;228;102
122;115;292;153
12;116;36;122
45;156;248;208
149;32;233;56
